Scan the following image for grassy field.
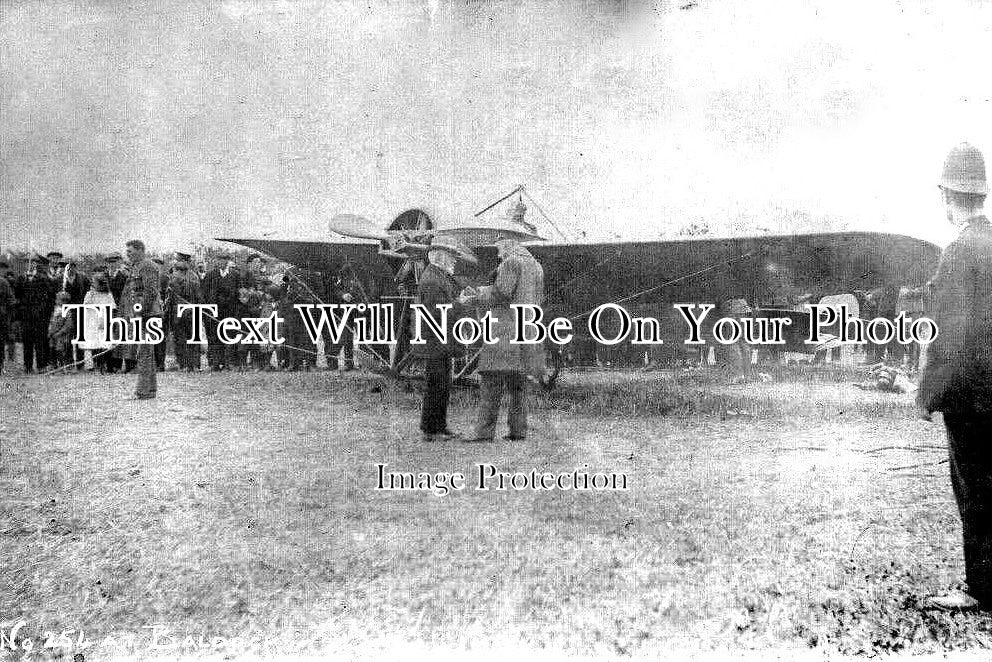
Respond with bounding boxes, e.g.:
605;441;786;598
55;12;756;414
1;364;991;660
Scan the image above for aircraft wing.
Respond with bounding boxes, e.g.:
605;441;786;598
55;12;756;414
219;231;939;326
216;238;398;288
526;231;940;320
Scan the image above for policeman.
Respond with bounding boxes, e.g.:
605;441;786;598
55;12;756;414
919;143;992;610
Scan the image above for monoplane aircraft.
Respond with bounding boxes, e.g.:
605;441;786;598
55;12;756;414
219;186;941;383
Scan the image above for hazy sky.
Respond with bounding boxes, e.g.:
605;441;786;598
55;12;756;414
3;0;992;254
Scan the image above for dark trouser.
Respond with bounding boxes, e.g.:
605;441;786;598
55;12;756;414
944;413;992;602
250;347;271;370
173;321;201;371
206;318;222;368
206;319;241;369
52;342;72;367
341;326;354;368
420;355;451;434
136;339;157;398
281;324;314;370
474;371;528;440
94;350;112;373
717;342;752;377
154;331;166;370
322;324;354;370
22;320;48;372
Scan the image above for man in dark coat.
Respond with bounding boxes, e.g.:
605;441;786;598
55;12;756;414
0;260;12;374
277;276;315;371
415;239;466;442
106;252;128;303
322;270;362;371
919;143;992;611
166;252;203;372
4;269;17;364
15;257;55;373
201;252;241;370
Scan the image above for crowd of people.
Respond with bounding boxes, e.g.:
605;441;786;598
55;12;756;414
0;246;361;377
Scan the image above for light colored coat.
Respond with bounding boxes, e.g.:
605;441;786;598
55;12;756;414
79;290;116;350
471;244;545;376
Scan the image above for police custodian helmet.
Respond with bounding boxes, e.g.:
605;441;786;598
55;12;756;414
941;143;988;195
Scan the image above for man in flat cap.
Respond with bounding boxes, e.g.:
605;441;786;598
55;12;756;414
415;238;468;442
15;255;56;372
919;143;992;611
106;252;128;303
166;251;203;372
245;253;267;288
46;251;63;282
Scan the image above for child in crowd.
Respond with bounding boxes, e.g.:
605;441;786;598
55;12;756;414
47;291;75;368
81;273;116;373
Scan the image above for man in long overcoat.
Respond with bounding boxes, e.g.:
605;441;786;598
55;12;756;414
460;237;545;442
15;257;55;373
120;240;163;399
0;260;12;374
415;240;466;441
166;253;203;372
919;143;992;611
202;252;241;370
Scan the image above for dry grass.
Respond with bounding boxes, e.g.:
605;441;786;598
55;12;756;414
1;364;991;659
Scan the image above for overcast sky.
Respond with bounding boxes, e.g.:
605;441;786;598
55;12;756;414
3;0;992;254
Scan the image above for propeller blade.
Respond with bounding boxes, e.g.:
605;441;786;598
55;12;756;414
328;214;388;241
